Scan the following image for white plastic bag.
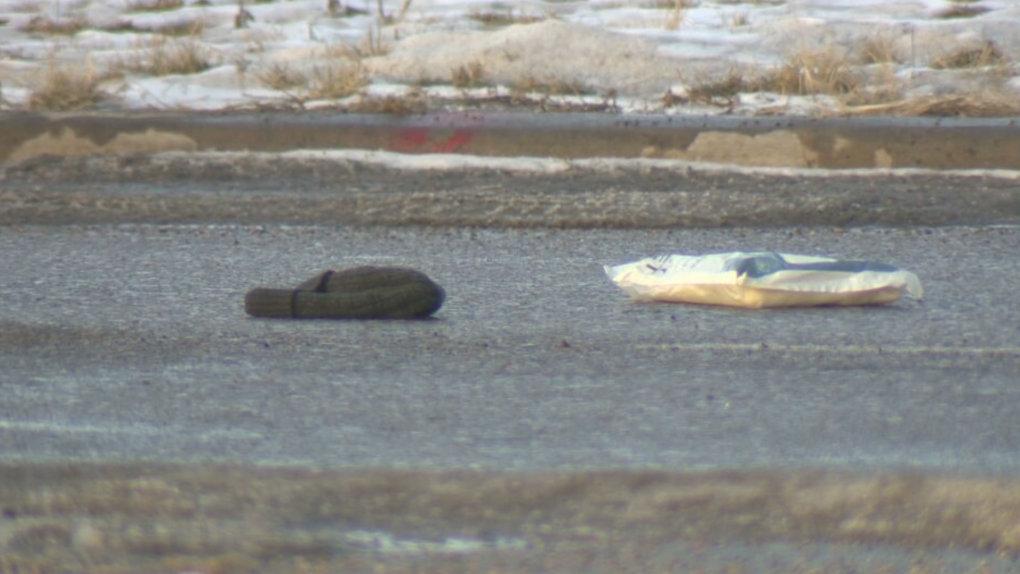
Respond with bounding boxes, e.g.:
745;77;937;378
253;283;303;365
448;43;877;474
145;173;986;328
604;252;924;309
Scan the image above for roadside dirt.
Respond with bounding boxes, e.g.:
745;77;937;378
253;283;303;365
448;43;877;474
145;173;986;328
4;464;1020;574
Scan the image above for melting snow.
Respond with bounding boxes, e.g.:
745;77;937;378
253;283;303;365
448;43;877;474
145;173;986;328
0;0;1017;115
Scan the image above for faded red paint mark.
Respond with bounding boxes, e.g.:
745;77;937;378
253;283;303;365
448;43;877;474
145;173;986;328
393;128;474;153
393;128;430;151
432;130;473;153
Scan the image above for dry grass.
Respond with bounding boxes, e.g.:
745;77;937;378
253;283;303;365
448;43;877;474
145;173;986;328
512;75;593;96
307;61;369;99
450;61;487;89
663;0;689;31
760;45;859;95
841;90;1020;118
859;32;901;64
685;68;759;103
98;18;204;36
235;2;255;29
115;37;212;76
28;63;106;111
933;4;991;19
6;1;43;13
258;62;307;90
677;45;873;107
467;8;543;27
329;28;392;59
841;64;905;107
351;91;429;115
20;15;89;35
374;0;415;24
277;39;377;101
126;0;184;12
932;40;1006;69
151;19;207;37
357;28;392;57
97;20;141;33
727;11;750;28
327;0;368;17
671;37;1014;117
5;465;1020;572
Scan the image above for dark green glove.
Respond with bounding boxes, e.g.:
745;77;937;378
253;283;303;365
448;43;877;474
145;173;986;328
245;266;445;319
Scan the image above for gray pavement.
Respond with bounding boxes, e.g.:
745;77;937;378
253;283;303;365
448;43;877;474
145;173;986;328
2;223;1018;472
3;154;1020;571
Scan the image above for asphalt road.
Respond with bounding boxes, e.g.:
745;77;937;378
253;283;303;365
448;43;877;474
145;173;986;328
2;221;1018;472
4;155;1020;572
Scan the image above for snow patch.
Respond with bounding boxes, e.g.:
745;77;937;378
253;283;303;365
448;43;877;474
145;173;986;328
369;20;680;98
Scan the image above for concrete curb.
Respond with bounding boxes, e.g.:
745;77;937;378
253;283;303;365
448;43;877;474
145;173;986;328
2;111;1020;169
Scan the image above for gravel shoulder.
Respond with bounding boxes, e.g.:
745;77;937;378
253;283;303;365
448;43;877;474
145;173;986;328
2;153;1019;228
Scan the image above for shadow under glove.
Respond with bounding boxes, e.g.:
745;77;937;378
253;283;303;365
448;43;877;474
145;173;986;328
245;266;445;319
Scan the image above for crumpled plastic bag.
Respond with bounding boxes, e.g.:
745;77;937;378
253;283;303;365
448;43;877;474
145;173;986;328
604;251;924;309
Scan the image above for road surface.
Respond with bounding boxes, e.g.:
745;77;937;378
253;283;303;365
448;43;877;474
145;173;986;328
1;153;1019;572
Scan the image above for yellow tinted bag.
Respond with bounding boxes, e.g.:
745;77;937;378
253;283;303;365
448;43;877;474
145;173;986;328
605;252;923;309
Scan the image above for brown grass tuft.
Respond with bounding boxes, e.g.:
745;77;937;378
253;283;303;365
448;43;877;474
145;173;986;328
932;40;1005;69
374;0;415;24
308;62;369;99
859;32;901;64
258;62;307;90
20;15;88;35
126;0;184;12
97;18;202;37
451;61;487;89
325;29;392;62
351;91;429;115
683;57;905;108
116;37;212;76
467;8;543;27
761;45;859;95
840;90;1020;118
7;1;42;13
150;19;206;37
29;63;106;111
512;75;593;96
841;65;905;107
684;69;759;104
933;4;991;19
97;20;141;33
330;27;392;58
663;0;689;31
727;11;750;28
99;18;205;37
327;0;368;17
